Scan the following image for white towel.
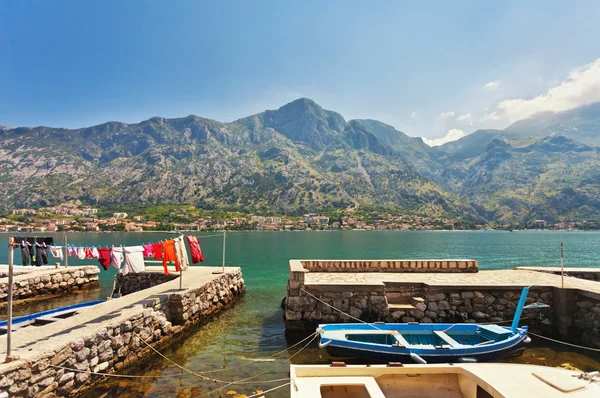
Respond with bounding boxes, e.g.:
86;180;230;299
50;246;64;260
91;247;100;259
123;246;145;275
174;236;190;271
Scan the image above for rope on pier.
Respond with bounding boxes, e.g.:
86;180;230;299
301;288;383;330
528;331;600;353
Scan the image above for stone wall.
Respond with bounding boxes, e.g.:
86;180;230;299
170;272;246;325
0;268;245;397
285;286;553;330
573;293;600;348
0;308;171;397
0;267;100;302
300;259;478;273
114;272;178;296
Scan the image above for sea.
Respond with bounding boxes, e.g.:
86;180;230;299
1;230;600;397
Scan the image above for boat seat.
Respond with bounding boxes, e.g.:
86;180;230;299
433;331;461;348
478;325;512;339
390;331;410;347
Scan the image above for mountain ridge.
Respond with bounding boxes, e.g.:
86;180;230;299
1;98;599;224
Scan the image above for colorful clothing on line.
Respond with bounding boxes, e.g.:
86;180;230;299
98;248;111;270
77;247;86;260
161;240;180;276
91;247;100;259
152;242;163;260
123;246;145;275
111;247;124;270
85;247;94;259
186;235;205;264
68;246;77;257
142;244;154;257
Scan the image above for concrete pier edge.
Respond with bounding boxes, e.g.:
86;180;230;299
0;266;245;397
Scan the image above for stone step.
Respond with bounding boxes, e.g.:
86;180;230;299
411;297;425;306
388;303;416;310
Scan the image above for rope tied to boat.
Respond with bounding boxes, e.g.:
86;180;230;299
300;288;383;330
528;331;600;353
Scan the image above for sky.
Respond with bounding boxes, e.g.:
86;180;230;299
1;1;600;146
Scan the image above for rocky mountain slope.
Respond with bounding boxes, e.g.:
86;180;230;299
1;98;599;223
0;99;473;218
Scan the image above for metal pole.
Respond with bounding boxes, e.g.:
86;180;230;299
222;231;226;273
179;235;183;291
560;242;564;289
63;235;68;268
6;237;14;362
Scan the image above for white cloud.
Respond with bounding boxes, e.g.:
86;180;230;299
484;81;501;89
410;111;417;119
485;58;600;123
440;111;455;118
456;113;473;125
422;129;466;147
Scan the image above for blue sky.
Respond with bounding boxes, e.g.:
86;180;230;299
2;1;600;144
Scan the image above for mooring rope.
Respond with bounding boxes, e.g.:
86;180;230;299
528;331;600;353
244;382;292;398
46;363;289;384
134;330;318;376
300;288;383;330
195;332;318;397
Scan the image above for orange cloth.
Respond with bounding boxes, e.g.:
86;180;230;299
161;239;180;275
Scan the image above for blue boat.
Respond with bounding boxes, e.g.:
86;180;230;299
318;286;538;364
0;299;104;334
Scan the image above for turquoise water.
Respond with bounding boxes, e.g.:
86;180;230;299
1;231;600;396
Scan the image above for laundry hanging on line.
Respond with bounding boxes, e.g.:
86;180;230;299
12;237;54;266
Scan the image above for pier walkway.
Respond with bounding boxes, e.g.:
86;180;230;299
305;268;600;298
0;266;245;396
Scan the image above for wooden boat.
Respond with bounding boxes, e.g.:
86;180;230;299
290;363;600;398
318;286;537;364
0;299;104;334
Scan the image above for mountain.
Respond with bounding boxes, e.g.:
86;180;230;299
0;99;475;219
354;119;440;177
2;98;599;224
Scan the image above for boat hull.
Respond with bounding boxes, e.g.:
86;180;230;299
324;340;527;363
318;322;529;364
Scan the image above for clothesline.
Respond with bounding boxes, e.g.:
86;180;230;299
12;234;211;278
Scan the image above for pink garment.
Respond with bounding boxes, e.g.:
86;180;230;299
110;247;124;270
142;244;154;257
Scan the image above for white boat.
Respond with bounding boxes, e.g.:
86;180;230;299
290;363;600;398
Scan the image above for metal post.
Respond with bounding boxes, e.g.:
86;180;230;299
213;231;226;274
63;235;68;268
560;242;564;289
6;237;14;362
222;231;226;273
179;235;183;291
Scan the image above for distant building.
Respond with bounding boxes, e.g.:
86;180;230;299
82;208;98;215
12;209;36;215
533;220;546;228
113;212;128;219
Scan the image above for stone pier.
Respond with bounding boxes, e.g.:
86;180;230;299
0;266;100;304
284;260;600;349
0;266;245;397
